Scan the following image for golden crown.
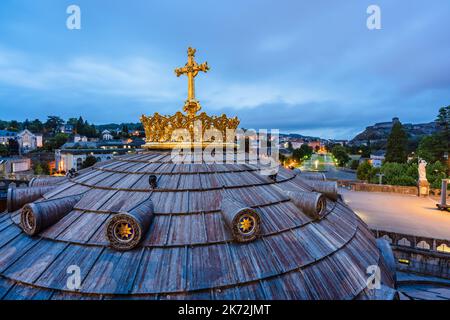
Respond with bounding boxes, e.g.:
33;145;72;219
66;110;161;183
140;47;240;149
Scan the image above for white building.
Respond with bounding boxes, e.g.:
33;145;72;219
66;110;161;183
74;134;88;143
102;130;114;140
0;157;31;174
59;124;74;134
0;130;17;145
370;151;386;168
55;139;143;172
55;150;113;172
16;129;43;153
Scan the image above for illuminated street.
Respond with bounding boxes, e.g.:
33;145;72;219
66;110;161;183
341;189;450;240
300;153;357;181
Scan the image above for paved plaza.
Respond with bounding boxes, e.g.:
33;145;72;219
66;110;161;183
341;189;450;240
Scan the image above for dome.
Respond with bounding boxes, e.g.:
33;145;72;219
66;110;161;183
0;48;396;300
0;151;395;300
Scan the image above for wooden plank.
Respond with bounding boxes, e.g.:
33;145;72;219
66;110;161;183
261;272;313;300
228;240;280;283
186;244;237;291
189;190;221;213
95;173;128;188
157;174;181;190
0;224;22;248
110;174;143;189
132;247;186;294
204;212;233;243
50;291;100;300
35;244;104;291
2;283;54;300
75;189;118;211
43;182;76;199
199;173;221;189
151;191;189;214
40;211;83;239
46;184;90;200
263;232;315;272
142;215;171;246
3;240;67;284
97;191;150;212
291;225;336;260
166;214;207;246
0;215;14;231
0;234;37;272
0;277;15;299
57;213;110;243
81;248;143;294
72;169;105;184
233;282;267;300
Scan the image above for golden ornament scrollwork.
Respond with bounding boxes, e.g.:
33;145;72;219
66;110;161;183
140;47;240;149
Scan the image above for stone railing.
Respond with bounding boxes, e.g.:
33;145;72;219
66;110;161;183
0;173;40;181
372;229;450;279
338;181;419;195
372;229;450;253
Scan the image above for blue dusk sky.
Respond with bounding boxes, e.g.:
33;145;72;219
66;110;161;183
0;0;449;139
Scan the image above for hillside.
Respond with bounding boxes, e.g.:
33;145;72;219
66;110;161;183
350;117;437;147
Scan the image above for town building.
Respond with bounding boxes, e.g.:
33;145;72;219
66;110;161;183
59;124;74;134
0;129;43;153
370;150;386;168
308;140;322;150
0;130;17;145
55;138;144;172
73;134;88;143
102;129;114;140
16;129;43;153
0;157;31;175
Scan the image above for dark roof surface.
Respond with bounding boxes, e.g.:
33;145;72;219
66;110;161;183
0;151;394;299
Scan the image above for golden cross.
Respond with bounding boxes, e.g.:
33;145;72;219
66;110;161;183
175;47;209;115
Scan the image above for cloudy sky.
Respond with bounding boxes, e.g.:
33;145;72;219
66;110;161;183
0;0;449;139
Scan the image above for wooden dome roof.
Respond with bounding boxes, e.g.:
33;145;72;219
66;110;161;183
0;152;395;299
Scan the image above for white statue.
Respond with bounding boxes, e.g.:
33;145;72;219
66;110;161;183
418;159;428;182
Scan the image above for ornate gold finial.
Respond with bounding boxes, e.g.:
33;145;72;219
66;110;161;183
140;47;240;149
174;47;210;117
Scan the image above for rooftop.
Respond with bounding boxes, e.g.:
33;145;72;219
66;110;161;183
0;152;395;299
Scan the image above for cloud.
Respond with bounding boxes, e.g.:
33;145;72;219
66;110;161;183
0;46;335;112
0;48;179;103
202;82;332;110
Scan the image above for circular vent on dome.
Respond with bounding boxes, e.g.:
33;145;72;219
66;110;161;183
221;196;261;242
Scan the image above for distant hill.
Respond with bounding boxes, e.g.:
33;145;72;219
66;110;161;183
95;122;143;131
349;117;437;147
279;133;321;141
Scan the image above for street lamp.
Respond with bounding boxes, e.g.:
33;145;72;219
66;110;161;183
376;173;385;185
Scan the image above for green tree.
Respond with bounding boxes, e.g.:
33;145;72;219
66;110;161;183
82;156;97;169
292;144;313;162
8;120;20;132
427;161;447;189
29;119;44;133
357;161;372;181
0;144;8;157
7;139;19;155
417;135;445;163
436;106;450;144
385;121;408;163
44;133;69;151
34;163;44;175
381;163;416;186
331;145;350;167
44;116;64;133
350;159;359;170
